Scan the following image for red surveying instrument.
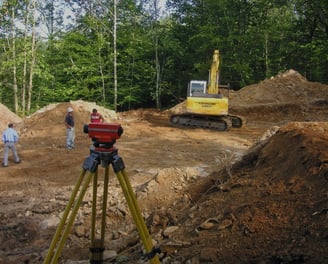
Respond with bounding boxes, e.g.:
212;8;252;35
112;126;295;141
43;123;161;264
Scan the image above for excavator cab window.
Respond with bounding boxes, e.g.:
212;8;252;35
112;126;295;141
188;80;207;97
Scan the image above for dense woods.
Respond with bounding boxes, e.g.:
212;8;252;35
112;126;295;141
0;0;327;116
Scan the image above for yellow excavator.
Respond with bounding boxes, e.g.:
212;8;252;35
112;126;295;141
170;49;244;131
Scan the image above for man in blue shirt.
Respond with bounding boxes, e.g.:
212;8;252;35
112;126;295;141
64;107;75;150
2;123;21;167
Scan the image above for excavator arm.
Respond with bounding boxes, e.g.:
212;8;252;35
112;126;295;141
207;49;220;94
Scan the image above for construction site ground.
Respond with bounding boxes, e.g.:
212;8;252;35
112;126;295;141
0;70;327;264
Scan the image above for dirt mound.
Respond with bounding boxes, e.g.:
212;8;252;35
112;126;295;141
22;100;117;138
0;104;23;132
164;122;328;263
231;69;328;106
230;70;328;122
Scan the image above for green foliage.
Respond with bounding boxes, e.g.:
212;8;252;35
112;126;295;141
0;0;327;114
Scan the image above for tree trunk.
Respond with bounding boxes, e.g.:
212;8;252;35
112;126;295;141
28;0;37;114
98;34;106;102
11;7;19;114
153;0;161;109
113;0;118;112
265;32;269;78
22;1;30;117
155;35;160;109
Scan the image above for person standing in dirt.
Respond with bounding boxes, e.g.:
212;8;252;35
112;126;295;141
65;107;75;150
90;108;104;123
2;123;21;167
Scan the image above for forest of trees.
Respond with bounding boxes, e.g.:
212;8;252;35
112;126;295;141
0;0;327;116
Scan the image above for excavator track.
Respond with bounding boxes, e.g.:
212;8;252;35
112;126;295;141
229;114;245;128
170;114;244;131
170;114;232;131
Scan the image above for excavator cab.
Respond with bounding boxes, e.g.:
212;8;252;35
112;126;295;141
188;80;207;97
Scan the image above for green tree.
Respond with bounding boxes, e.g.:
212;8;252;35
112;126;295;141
1;0;327;115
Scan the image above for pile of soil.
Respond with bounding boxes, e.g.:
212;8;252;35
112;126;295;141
0;70;327;264
230;69;328;123
166;121;328;263
0;104;22;132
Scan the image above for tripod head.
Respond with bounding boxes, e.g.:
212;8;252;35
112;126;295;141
84;122;123;149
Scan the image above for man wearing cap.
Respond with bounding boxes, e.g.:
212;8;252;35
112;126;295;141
65;107;75;150
2;123;21;167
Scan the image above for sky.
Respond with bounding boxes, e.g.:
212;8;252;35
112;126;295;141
0;0;168;38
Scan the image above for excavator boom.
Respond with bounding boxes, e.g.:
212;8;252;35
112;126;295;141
208;49;220;94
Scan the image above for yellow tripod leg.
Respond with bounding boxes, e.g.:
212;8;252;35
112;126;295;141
101;165;110;242
90;168;98;244
90;166;110;263
121;169;160;263
116;169;161;264
43;168;87;264
101;166;109;241
44;170;95;264
116;170;148;240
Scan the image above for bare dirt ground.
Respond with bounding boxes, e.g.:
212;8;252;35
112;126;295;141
0;70;327;264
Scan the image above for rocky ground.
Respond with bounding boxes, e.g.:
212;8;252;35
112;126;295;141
0;70;327;264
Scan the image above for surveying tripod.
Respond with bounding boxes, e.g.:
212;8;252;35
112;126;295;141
43;142;161;264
